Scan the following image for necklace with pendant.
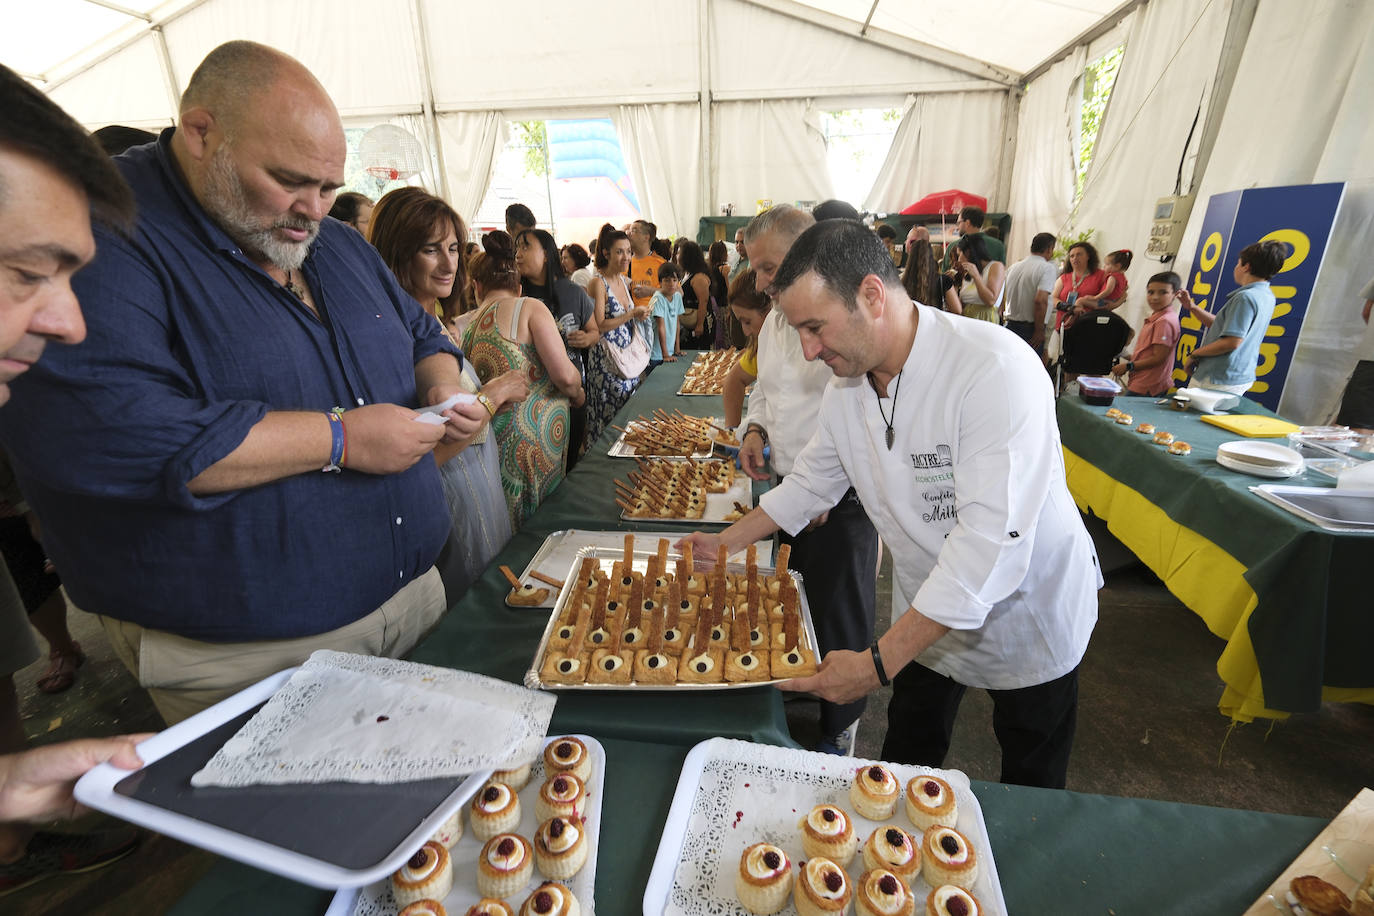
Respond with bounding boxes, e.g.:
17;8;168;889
869;369;903;450
284;269;306;301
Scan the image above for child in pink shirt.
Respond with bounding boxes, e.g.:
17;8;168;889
1111;270;1182;396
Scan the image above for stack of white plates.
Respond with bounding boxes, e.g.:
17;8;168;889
1216;440;1304;478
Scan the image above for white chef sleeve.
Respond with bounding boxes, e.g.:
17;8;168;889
913;349;1060;630
757;390;850;535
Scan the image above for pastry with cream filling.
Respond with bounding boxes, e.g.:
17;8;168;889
850;764;900;820
924;884;982;916
489;761;532;792
904;775;957;830
518;881;580;916
391;841;453;908
735;842;793;914
429;808;463;848
400;902;447;916
533;815;588;880
862;826;920;882
469;781;521;840
1168;440;1191;455
501;565;548;606
633;608;676;684
799;803;857;866
534;772;585;821
476;833;533;899
543;737;592;782
540;606;590;685
770;583;817;678
793;855;852;916
678;610;724;684
921;826;978;890
463;900;514;916
855;868;915;916
726;598;769;682
1152;430;1174;446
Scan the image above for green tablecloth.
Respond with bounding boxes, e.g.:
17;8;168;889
1057;395;1374;717
170;735;1326;916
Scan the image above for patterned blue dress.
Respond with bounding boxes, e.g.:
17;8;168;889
582;273;642;453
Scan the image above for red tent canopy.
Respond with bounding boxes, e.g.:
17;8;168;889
900;190;988;216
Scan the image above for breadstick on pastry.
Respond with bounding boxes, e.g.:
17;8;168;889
662;581;687;655
746;542;757;569
633;608;675;685
622;533;634;570
499;565;522;589
656;538;670;574
622;577;645;648
775;543;791;571
683;541;695;573
716;543;729;576
502;565;549;606
586;580;612;648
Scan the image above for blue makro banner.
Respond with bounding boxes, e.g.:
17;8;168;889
1174;183;1345;410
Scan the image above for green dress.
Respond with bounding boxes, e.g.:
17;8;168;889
462;297;571;529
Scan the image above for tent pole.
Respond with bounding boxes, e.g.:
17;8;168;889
1185;0;1258;196
151;26;181;120
408;0;450;203
699;0;712;229
992;87;1021;214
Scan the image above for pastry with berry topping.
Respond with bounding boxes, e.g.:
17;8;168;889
862;826;920;882
476;833;534;899
533;815;588;880
856;868;915;916
469;781;521;840
463;899;514;916
518;881;580;916
924;884;982;916
534;772;585;821
799;803;857;866
905;775;957;830
850;764;900;820
399;901;447;916
921;826;978;890
793;855;852;916
429;808;463;848
391;841;453;908
490;760;532;792
543;737;592;782
735;842;793;914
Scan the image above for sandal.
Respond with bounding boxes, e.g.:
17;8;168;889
35;642;85;694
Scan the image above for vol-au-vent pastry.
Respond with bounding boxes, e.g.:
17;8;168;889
519;881;580;916
924;884;982;916
543;737;592;782
799;803;857;866
428;807;463;848
862;826;920;881
850;764;900;820
400;901;448;916
678;611;724;683
476;833;533;900
793;855;852;916
463;900;514;916
470;781;521;840
534;815;588;880
855;868;915;916
904;775;957;830
633;608;676;685
391;841;453;908
490;760;532;792
726;599;769;682
735;842;794;915
534;772;586;821
921;826;978;890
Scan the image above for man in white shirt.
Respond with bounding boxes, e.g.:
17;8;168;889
738;205;878;755
1003;232;1060;354
685;220;1100;788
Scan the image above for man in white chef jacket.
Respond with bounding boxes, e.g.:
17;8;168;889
682;220;1101;788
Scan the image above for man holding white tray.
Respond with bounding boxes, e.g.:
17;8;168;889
683;220;1101;789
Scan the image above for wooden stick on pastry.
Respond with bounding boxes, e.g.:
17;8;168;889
679;598;724;683
622;533;635;570
662;580;687;655
622;576;645;648
633;608;675;684
501;564;548;606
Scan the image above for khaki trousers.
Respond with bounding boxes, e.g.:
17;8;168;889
96;567;446;726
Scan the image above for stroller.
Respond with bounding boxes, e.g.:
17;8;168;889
1051;309;1133;395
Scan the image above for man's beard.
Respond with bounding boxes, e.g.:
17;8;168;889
202;144;318;272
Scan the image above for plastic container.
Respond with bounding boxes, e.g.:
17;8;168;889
1077;375;1123;407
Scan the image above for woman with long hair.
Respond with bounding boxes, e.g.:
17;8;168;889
901;228;944;310
1052;241;1107;319
368;188;524;599
676;239;718;349
708;240;744;348
517;228;598;470
463;233;586;528
721;268;770;428
583;225;645;451
943;232;1006;322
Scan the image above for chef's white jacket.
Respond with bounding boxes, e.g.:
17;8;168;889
744;309;834;475
759;306;1101;690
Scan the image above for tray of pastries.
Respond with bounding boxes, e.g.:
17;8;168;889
525;537;819;691
643;737;1008;916
330;734;604;916
678;348;740;395
615;458;752;524
607;410;729;459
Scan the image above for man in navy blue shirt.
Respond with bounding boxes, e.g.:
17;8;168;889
0;42;487;724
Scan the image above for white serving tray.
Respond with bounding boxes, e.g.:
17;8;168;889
1250;485;1374;533
644;737;1008;916
330;735;606;916
74;669;491;888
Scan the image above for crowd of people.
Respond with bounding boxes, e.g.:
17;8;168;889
2;34;1368;903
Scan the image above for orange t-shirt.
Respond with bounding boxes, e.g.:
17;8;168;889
629;254;666;310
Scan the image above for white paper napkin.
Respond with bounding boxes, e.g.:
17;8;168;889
190;651;556;787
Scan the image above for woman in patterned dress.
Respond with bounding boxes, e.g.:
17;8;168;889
463;233;586;529
369;189;525;601
582;227;646;452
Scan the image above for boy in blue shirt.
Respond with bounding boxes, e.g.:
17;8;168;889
649;262;686;368
1181;239;1287;396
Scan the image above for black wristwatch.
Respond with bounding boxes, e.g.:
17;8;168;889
1126;361;1135;372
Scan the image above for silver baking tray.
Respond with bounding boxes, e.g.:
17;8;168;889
618;467;753;526
1250;484;1374;533
607;417;728;460
523;546;819;691
507;530;774;609
676;351;740;396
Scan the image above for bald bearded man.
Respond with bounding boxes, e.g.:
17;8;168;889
0;42;486;724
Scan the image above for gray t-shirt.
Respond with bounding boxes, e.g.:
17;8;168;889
1003;255;1059;324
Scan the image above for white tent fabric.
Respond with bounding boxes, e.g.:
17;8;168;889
612;105;701;242
712;99;834;212
863;91;1007;214
1174;0;1374;423
1068;0;1231;332
435;112;509;223
1003;47;1086;257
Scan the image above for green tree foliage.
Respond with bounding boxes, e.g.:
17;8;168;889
1077;45;1124;200
514;120;548;178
